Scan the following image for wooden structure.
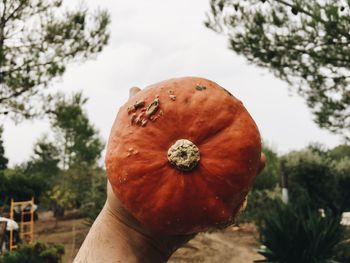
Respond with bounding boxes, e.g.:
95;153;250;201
9;198;35;251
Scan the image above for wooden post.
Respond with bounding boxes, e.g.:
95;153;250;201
30;197;34;243
9;199;14;252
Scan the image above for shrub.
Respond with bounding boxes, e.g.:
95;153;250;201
0;241;64;263
256;201;346;263
1;168;48;204
252;145;280;191
282;149;340;215
80;169;107;225
334;227;350;262
283;146;350;215
236;187;281;224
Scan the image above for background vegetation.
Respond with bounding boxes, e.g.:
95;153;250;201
1;0;350;262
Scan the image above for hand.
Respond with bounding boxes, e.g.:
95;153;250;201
74;87;266;263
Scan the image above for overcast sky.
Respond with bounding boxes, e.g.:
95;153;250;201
2;0;342;166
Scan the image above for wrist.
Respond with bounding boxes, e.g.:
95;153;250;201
74;203;168;263
103;203;170;262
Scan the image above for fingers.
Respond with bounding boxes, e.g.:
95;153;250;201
129;86;141;98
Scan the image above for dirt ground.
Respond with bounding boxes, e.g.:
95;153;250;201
34;211;89;263
34;212;263;263
170;225;263;263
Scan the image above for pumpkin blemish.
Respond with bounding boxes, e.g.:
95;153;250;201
127;105;136;114
130;113;137;124
134;100;145;109
141;119;148;127
146;98;160;118
135;113;144;125
196;85;207;91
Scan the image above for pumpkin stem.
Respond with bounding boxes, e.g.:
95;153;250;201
167;139;200;172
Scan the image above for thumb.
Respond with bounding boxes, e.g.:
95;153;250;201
258;153;266;174
129;86;141;98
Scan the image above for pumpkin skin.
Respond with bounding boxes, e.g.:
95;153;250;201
105;77;262;235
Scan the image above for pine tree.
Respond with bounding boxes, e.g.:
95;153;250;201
0;0;110;120
206;0;350;139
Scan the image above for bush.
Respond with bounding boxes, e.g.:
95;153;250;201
80;169;107;225
334;227;350;262
236;187;281;224
256;201;346;263
1;168;49;205
252;145;280;191
283;146;350;214
237;144;281;224
0;241;64;263
282;149;340;214
333;157;350;211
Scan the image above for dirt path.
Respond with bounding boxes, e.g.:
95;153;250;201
34;212;263;262
34;212;89;263
170;225;263;263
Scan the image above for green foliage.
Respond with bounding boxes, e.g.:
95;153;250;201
206;0;350;139
80;169;107;224
0;172;7;205
48;92;104;169
240;143;350;225
256;201;346;263
328;144;350;161
252;145;280;191
282;148;339;214
0;127;8;204
335;243;350;263
333;156;350;211
49;183;77;213
237;187;281;224
0;241;64;263
25;136;61;187
0;91;105;212
0;127;8;171
1;167;48;203
0;137;61;205
48;167;107;218
334;227;350;262
2;91;105;213
238;145;281;223
0;0;110;120
40;92;105;213
283;145;350;214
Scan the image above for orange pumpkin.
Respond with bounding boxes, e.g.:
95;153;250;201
105;77;262;234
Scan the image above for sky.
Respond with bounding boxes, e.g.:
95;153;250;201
2;0;343;166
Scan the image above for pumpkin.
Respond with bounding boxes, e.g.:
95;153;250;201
105;77;262;234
